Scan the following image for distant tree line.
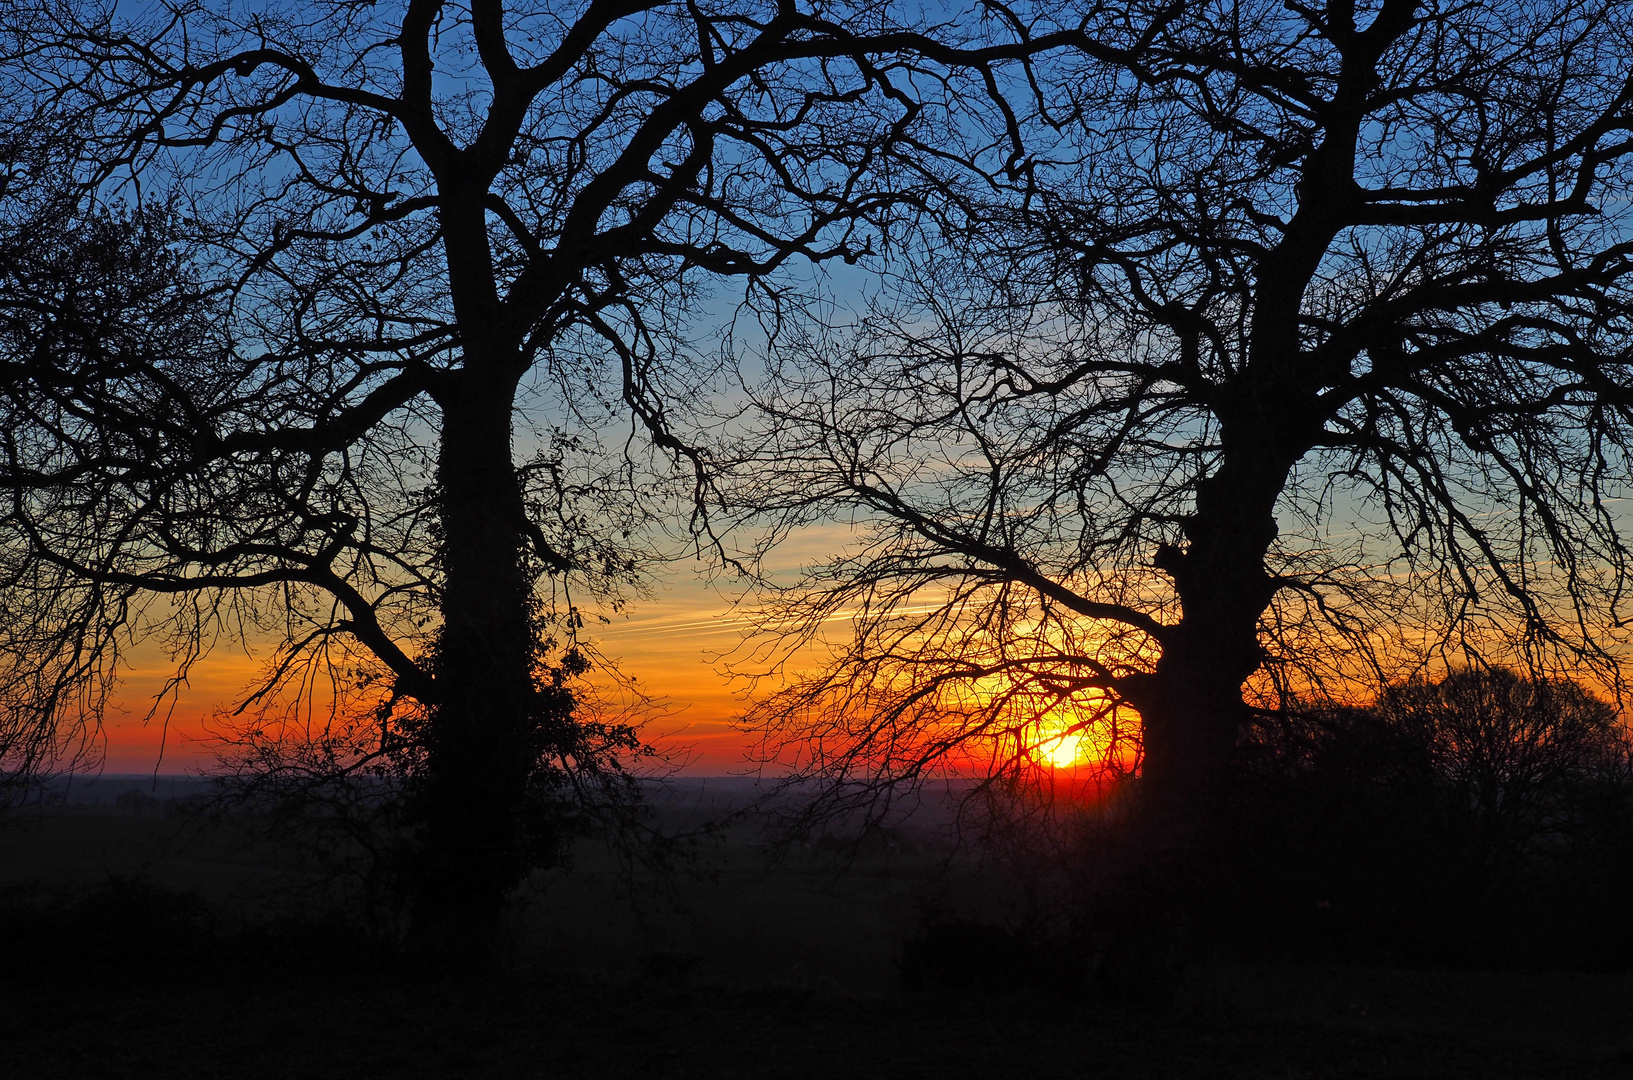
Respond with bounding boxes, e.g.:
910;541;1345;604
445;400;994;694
1203;666;1633;969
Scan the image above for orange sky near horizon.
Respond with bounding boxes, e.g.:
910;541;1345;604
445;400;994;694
95;564;772;776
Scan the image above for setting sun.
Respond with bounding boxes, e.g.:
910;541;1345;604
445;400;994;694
1026;696;1139;775
1037;725;1086;767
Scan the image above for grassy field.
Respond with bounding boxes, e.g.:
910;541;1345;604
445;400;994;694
3;794;1633;1078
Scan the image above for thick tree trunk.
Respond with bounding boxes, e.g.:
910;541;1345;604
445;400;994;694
1136;632;1257;827
1095;446;1289;999
407;366;536;961
1137;459;1284;829
1090;44;1366;990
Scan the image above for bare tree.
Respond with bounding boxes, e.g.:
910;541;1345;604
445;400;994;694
1378;666;1626;864
0;158;183;806
0;0;937;954
729;0;1633;839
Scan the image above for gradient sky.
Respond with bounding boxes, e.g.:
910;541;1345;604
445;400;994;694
97;560;783;776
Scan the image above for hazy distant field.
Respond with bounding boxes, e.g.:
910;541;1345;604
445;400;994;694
1;775;984;990
5;778;1633;1078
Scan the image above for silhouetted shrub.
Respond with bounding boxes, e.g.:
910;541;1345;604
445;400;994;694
113;788;162;816
896;908;1085;996
638;949;704;986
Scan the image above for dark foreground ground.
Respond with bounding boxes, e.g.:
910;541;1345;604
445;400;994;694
7;962;1633;1079
3;786;1632;1079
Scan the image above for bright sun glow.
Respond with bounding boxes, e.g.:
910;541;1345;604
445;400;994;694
1038;726;1086;767
1027;694;1140;774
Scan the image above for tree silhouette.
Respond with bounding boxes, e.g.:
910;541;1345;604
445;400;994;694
0;94;119;804
1378;665;1625;868
0;0;934;955
730;0;1633;840
1218;666;1633;967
